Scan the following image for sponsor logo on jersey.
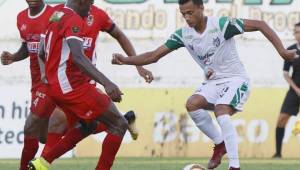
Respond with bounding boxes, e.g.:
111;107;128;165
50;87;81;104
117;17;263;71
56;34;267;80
87;14;94;26
197;48;215;65
27;41;40;53
213;37;220;47
83;37;93;50
49;11;64;22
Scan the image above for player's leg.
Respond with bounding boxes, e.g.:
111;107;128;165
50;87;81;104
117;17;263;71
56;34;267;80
187;82;225;169
39;118;49;144
273;89;299;158
186;94;222;144
215;105;239;170
95;88;138;140
30;86;127;169
20;113;42;170
273;113;291;158
41;108;67;155
20;86;53;170
214;78;250;170
95;102;128;170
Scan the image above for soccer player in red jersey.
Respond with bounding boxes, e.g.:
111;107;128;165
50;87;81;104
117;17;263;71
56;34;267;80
29;0;138;169
0;1;61;170
41;2;153;155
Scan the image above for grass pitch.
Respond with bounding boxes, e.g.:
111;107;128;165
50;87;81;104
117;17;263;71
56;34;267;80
0;157;299;170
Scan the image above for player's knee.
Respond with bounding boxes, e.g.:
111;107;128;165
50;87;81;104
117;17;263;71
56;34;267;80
112;117;128;136
277;114;290;127
24;113;40;136
186;97;203;112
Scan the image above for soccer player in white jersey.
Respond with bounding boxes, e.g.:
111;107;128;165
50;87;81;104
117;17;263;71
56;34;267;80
111;0;297;170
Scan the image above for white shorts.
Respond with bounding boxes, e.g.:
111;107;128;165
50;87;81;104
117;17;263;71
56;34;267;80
194;77;250;112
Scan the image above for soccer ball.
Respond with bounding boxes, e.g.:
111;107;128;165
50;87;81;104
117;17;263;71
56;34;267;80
183;163;206;170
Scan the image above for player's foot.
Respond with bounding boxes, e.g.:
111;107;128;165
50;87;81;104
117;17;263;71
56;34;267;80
124;110;139;140
28;158;49;170
272;153;282;159
207;141;226;169
229;167;240;170
292;120;300;135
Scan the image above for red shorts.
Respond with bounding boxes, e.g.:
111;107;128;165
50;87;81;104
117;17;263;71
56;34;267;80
50;84;111;127
30;84;56;118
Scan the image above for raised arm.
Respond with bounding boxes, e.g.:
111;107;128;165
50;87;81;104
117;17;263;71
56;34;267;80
112;45;173;66
1;42;28;65
67;38;123;102
108;25;153;83
243;19;298;61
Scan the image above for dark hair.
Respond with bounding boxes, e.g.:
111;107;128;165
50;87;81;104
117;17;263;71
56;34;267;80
295;22;300;27
178;0;203;5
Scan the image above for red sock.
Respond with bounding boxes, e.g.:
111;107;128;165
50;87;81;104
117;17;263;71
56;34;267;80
19;136;39;170
96;134;123;170
93;123;107;134
41;133;63;156
42;128;85;163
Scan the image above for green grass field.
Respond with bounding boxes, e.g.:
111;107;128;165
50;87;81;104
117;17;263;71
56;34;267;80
0;157;299;170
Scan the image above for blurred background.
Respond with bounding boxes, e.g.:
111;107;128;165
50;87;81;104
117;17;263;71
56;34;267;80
0;0;300;160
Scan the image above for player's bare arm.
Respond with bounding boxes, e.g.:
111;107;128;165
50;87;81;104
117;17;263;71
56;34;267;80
1;42;28;65
112;45;173;66
108;25;154;83
67;38;123;102
243;19;298;61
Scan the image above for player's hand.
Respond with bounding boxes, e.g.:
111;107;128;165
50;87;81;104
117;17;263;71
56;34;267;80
137;67;154;83
279;49;299;61
112;53;127;65
104;81;123;103
1;51;14;65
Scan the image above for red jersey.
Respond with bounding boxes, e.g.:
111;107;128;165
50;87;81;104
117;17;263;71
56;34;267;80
17;4;54;91
83;5;114;61
44;7;87;95
83;5;114;84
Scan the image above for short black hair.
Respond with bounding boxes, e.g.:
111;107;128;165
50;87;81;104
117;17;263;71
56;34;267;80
178;0;203;5
295;22;300;27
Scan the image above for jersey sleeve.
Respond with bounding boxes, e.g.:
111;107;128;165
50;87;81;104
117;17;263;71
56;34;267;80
98;9;115;32
164;29;185;50
283;60;291;72
63;15;84;41
219;17;244;40
16;13;26;42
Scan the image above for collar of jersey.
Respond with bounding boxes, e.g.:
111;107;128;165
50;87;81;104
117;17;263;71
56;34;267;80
28;4;48;19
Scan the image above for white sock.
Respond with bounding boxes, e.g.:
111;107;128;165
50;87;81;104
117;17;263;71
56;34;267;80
217;114;240;168
189;109;223;145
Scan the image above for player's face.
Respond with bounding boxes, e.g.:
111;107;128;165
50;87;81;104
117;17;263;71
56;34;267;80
294;26;300;44
78;0;92;17
26;0;43;8
179;1;204;28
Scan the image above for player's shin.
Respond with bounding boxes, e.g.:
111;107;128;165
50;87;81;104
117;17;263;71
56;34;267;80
20;136;39;170
188;109;223;144
41;133;63;156
96;133;124;170
217;114;240;168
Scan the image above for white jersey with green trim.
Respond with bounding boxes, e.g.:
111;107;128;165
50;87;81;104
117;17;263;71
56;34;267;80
165;16;248;80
